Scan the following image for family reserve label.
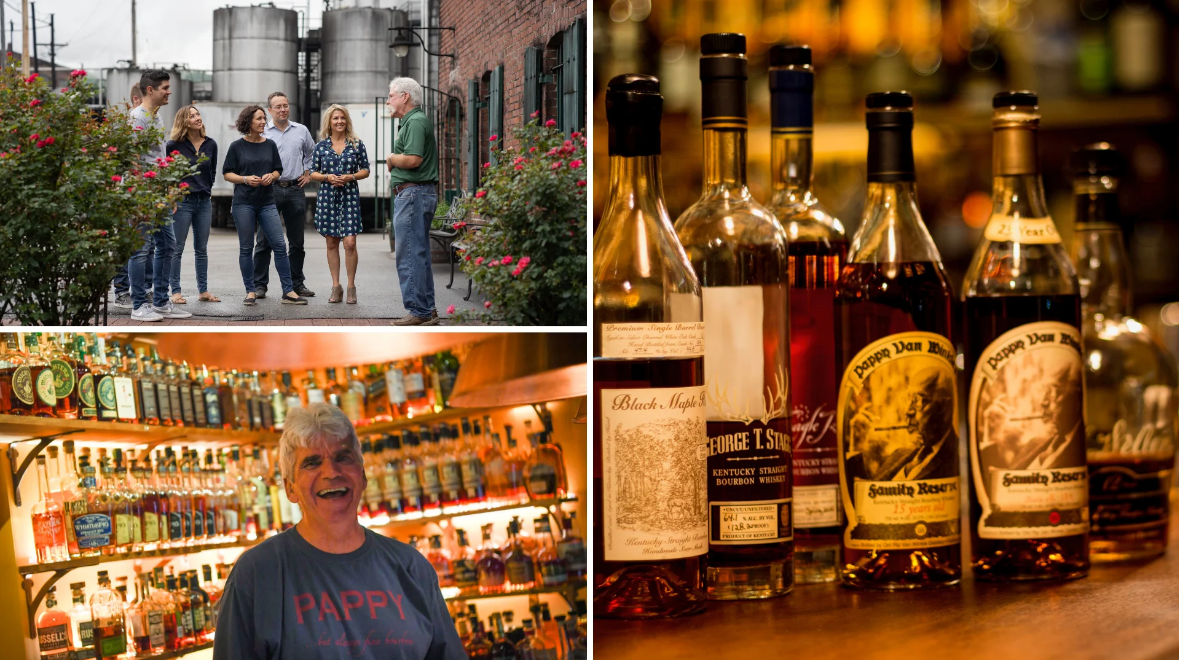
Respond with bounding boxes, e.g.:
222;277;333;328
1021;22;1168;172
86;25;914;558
837;332;961;550
600;385;708;561
983;215;1061;244
968;321;1089;539
702;285;793;547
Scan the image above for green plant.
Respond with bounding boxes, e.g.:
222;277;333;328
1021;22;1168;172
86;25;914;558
452;116;587;326
0;63;197;325
432;198;450;229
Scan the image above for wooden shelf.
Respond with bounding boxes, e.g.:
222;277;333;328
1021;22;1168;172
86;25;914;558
352;407;495;436
143;641;213;659
594;509;1179;660
444;581;586;605
18;535;268;575
0;414;280;446
366;496;577;531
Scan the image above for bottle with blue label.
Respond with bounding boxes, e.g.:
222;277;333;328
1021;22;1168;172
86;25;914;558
72;457;114;558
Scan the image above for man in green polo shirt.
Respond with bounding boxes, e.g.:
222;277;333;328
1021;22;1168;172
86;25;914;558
386;77;440;325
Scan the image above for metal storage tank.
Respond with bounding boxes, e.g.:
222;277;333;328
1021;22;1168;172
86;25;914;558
320;7;405;106
212;5;300;113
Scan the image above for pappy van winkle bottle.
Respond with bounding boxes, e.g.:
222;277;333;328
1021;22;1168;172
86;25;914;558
835;92;960;590
963;91;1089;581
593;73;708;618
1069;142;1177;562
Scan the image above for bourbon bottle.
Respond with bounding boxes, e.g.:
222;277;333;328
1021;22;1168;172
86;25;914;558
674;33;793;600
766;44;848;585
963;92;1089;581
836;92;961;589
1069;143;1177;562
24;333;59;417
593;73;708;618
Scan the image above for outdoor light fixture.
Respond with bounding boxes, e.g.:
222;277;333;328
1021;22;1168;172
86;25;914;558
389;26;456;59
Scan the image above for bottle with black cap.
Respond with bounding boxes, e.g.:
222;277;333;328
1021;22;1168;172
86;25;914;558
963;91;1089;582
593;74;707;619
835;91;960;590
766;43;847;586
673;32;794;601
1069;142;1177;563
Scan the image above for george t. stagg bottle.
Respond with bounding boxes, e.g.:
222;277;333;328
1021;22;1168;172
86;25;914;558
963;91;1089;582
674;32;794;601
835;92;961;590
593;73;708;619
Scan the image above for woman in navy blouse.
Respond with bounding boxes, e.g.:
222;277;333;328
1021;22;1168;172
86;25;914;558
166;104;220;304
310;104;370;304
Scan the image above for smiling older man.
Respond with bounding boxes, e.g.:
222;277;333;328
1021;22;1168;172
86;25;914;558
213;403;466;660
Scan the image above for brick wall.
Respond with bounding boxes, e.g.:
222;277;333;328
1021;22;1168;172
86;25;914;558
438;0;585;184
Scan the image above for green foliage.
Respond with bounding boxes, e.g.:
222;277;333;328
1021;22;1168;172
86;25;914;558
431;198;450;229
0;63;197;325
452;117;587;326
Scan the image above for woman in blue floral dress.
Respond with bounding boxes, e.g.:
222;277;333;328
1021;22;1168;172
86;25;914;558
310;104;370;303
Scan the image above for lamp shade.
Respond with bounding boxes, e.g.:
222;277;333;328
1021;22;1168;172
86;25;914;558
448;333;586;408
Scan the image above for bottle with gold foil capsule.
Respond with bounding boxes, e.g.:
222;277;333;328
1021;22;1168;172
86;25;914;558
963;91;1089;581
1069;143;1177;562
673;33;793;600
45;334;80;419
73;336;98;421
88;335;119;422
593;73;708;618
765;44;848;585
24;333;59;417
836;92;960;590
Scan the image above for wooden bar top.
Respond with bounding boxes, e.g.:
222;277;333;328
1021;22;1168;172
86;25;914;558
594;512;1179;660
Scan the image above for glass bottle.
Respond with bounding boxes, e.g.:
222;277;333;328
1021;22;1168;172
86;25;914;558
322;367;343;408
130;346;159;425
672;32;794;601
427;534;456;587
378;434;404;519
149;568;179;652
163;357;184;428
187;570;212;642
250;446;273;533
453;528;479;591
177;362;196;428
534;516;568;587
459;418;487;505
0;333;35;415
525;431;566;501
108;342;139;423
88;335;119;422
1069;143;1177;562
834;92;960;590
73;456;114;557
213;370;235;430
60;442;84;558
67;582;95;659
593;73;708;618
766;45;847;585
73;335;98;421
516;619;557;660
23;333;59;417
45;334;79;419
399;431;424;514
32;454;70;563
435;350;460;408
268;371;288;430
190;364;208;429
126;576;151;655
123;452;145;552
233;370;252;429
501;428;528;502
488;613;516;660
359;437;383;525
166;572;194;649
438;426;465;509
404;357;431;416
480;422;509;503
556;513;587;581
304;369;325;405
466;617;493;660
476;523;506;594
37;586;74;659
963;91;1090;582
386;361;408;416
343;365;367;423
504;518;536;589
90;571;127;660
365;364;394;422
417;426;443;513
201;565;224;619
140;348;169;426
539;605;561;659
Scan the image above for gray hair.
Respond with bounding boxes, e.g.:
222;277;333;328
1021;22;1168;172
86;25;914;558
389;77;422;108
279;403;362;482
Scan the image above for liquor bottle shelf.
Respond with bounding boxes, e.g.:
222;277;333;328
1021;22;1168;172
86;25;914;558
443;580;587;607
366;496;578;531
141;640;214;660
18;535;269;575
352;407;496;436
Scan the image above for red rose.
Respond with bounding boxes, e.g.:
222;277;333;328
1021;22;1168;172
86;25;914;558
447;305;456;314
489;134;498;141
484;301;492;309
502;255;513;265
545;119;556;127
475;190;487;199
475;257;484;265
569;159;583;168
29;133;39;141
179;182;190;188
143;170;157;179
576;180;586;187
111;175;123;183
29;99;41;107
514;165;523;170
571;131;581;139
165;156;175;163
529;146;537;153
531;110;540;118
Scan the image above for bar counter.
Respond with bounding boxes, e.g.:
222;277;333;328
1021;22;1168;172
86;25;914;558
595;511;1179;660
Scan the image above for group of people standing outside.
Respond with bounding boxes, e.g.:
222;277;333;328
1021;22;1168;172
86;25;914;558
112;70;442;325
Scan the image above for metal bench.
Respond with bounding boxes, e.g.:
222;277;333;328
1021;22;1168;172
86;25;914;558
429;194;470;290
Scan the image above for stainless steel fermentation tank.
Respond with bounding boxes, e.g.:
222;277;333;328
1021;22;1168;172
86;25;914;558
212;5;300;113
320;7;410;106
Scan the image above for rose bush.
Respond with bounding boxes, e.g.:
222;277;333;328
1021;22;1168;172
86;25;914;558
453;115;587;326
0;62;196;325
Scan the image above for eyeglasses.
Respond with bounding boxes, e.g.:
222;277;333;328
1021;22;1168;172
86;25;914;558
271;104;290;111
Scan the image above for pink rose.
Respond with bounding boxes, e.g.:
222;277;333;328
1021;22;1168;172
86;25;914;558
97;230;108;237
531;110;540;118
571;131;581;139
465;255;471;261
35;139;46;148
29;99;41;108
111;175;122;183
44;137;56;146
25;73;39;83
529;146;536;153
143;170;157;179
545;119;556;127
165;156;175;163
514;165;523;171
569;159;583;168
513;157;526;165
551;161;562;170
446;305;456;315
70;69;86;78
107;146;118;152
511;267;523;277
489;134;498;141
483;162;491;168
484;301;492;309
29;133;39;141
171;150;181;156
502;256;513;265
132;126;143;131
475;257;484;265
576;180;586;187
475;190;486;198
519;256;531;266
179;182;189;188
80;148;87;153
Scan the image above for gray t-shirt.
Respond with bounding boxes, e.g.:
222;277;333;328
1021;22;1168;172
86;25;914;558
212;526;466;660
129;105;166;163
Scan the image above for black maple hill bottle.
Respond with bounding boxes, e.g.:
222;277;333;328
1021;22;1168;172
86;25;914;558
674;33;793;600
963;91;1089;581
836;92;961;590
592;74;708;619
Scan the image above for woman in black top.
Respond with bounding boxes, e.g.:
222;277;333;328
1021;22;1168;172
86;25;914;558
166;104;221;304
221;105;307;305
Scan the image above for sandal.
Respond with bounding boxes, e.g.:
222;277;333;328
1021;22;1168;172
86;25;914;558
328;285;344;303
171;293;187;305
198;292;221;302
347;287;357;304
243;293;257;306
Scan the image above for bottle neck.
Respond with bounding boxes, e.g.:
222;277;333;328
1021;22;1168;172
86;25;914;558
851;181;939;264
1073;183;1129;317
702;128;748;192
991;173;1051;219
770;132;813;201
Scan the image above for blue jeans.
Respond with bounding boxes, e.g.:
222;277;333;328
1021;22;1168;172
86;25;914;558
128;215;174;308
170;195;212;294
114;248;152;295
393;184;438;318
233;203;293;295
253;185;307;290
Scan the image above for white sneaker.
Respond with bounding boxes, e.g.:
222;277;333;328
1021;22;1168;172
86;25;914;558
131;304;163;322
151;301;193;319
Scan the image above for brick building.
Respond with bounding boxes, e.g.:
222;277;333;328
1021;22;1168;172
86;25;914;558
436;0;586;195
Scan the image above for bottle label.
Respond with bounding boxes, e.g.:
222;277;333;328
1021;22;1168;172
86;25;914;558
206;510;217;535
983;215;1061;245
387;369;407;405
792;484;840;528
193;606;205;632
558;538;587;573
406;373;425;394
539;560;568;586
169;511;184;540
461;456;484;491
74;513;113;549
285;395;303;411
837;332;961;550
182;610;194;637
37;622;70;653
600;385;709;561
790;287;841;522
97;376;117;418
401;468;422;498
506;557;535;585
32;511;66;549
307;388;325;405
143;512;159;542
11;365;34;404
140;381;158;419
79;373;97;413
156;383;172;421
116;513;132;545
224;508;239;532
454;558;478;587
381;472;402;501
114;376;137;419
50;359;75;398
342;392;363;422
599;322;706;359
527;463;558;498
1088;459;1172;541
148;611;165;647
364;476;383;505
180;384;194;423
440;460;463;492
969;321;1089;539
132;514;142;543
205;390;222;426
78;620;94;648
421;465;442;495
194;390;208;426
34;369;57;406
193;507;205;536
